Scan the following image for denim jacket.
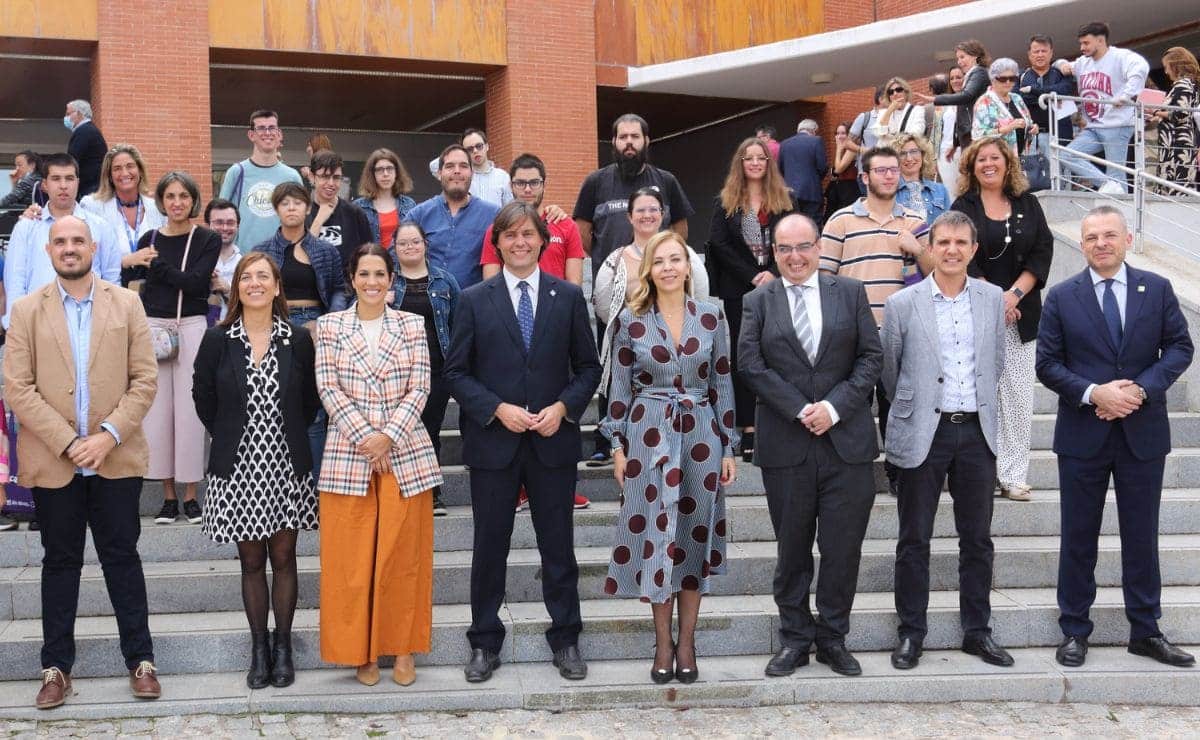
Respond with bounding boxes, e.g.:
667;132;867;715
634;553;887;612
391;262;460;356
352;195;417;248
252;231;348;313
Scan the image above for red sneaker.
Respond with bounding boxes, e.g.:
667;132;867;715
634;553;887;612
516;488;529;512
573;493;590;510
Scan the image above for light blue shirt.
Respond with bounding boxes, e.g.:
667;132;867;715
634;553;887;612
406;194;499;290
56;279;120;476
931;278;978;412
1082;262;1129;405
3;206;121;328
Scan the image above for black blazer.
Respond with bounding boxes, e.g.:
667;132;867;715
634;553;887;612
67;120;108;198
444;272;601;470
192;321;320;478
933;66;989;149
952;190;1054;342
737;274;883;466
706;196;789;300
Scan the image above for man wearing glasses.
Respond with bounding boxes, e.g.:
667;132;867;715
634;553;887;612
218;109;303;253
820;146;932;498
304;150;372;267
427;129;513;208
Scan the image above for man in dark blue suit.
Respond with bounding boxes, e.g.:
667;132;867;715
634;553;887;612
1036;205;1194;668
444;202;601;683
777;120;828;223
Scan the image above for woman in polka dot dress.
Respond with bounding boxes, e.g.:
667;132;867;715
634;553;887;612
601;230;738;685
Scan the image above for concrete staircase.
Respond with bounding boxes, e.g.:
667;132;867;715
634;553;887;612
0;385;1198;719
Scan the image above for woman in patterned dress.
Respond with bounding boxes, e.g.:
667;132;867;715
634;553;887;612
602;230;738;685
192;252;320;689
1150;47;1199;189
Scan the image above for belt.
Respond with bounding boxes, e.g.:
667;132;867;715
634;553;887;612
941;411;978;424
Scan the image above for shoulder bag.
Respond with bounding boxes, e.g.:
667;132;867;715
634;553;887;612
148;225;196;361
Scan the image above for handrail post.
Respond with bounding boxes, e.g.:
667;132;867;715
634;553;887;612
1133;99;1146;252
1047;93;1062;190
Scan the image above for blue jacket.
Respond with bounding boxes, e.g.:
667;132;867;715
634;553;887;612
352;195;417;248
777;132;828;203
252;231;348;313
1036;264;1193;460
391;263;460;356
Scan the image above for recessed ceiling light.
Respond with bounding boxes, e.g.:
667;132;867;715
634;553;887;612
934;50;957;62
811;72;835;84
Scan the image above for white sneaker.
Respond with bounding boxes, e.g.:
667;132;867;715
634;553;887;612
1098;181;1126;196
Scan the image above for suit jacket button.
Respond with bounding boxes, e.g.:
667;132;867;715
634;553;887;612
934;407;940;414
67;388;74;394
937;377;943;383
1116;364;1123;371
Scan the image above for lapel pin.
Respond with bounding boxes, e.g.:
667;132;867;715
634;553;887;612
283;338;290;345
1138;285;1146;293
550;289;557;297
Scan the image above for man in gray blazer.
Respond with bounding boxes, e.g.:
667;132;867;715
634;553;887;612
739;214;882;677
881;210;1010;670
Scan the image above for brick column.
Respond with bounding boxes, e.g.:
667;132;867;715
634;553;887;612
485;0;597;212
91;0;213;200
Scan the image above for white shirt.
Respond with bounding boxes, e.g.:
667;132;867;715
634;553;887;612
502;266;540;318
781;272;840;425
1082;262;1129;405
359;314;385;356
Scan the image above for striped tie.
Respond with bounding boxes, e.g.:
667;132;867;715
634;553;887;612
790;284;816;359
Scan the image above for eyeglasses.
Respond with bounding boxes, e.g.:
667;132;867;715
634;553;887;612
994;75;1019;83
887;87;907;95
742;155;769;163
373;165;396;174
776;242;817;254
252;126;281;134
464;142;487;153
394;238;425;248
869;166;901;176
899;149;923;158
512;179;544;190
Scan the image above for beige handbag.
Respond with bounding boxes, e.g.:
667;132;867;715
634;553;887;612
147;225;196;362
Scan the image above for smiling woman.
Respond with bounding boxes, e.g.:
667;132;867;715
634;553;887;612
80;144;166;262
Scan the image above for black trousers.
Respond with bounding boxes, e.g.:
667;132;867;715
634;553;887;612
467;435;581;653
762;436;874;649
1058;427;1164;641
723;293;757;429
894;417;996;642
421;373;452;460
32;475;153;672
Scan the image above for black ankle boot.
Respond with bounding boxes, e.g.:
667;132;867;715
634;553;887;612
247;631;272;689
270;629;295;688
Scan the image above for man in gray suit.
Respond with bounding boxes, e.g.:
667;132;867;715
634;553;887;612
881;210;1011;670
739;214;882;677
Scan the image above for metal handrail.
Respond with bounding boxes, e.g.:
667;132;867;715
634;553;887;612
1038;92;1200;115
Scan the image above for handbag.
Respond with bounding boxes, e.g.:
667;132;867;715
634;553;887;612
1021;136;1051;192
147;225;196;362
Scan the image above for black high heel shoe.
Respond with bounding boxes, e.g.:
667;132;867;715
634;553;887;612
675;643;699;684
651;642;675;684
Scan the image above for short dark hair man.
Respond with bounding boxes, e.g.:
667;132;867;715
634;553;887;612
218;109;303;252
203;198;243;314
63;100;107;198
1019;34;1076;151
5;215;160;709
426;128;513;207
739;213;882;678
755;124;781;161
304;150;372;266
1037;206;1195;669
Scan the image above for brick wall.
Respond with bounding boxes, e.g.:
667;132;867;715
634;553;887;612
485;0;597;214
92;0;213;201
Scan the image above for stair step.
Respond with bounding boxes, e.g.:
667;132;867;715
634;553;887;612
5;535;1199;620
0;587;1195;679
10;489;1200;568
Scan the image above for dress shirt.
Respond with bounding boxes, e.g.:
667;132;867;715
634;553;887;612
502;266;540;316
1082;262;1129;405
782;272;840;425
406;194;499;290
3;205;121;328
931;278;978;412
57;279;121;476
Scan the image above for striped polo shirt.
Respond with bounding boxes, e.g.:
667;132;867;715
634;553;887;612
819;198;929;325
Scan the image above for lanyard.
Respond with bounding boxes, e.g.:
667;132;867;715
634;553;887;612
120;198;143;253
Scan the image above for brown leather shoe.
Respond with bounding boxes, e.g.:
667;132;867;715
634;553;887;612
36;667;71;709
129;661;161;699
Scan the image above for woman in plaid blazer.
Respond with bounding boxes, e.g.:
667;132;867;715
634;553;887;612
315;243;443;688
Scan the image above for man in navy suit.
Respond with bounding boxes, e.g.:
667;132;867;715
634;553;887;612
444;202;601;683
777;120;828;223
1036;205;1194;668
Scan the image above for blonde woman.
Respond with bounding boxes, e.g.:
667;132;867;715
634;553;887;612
873;77;926;143
894;133;950;227
601;230;738;684
80;144;165;265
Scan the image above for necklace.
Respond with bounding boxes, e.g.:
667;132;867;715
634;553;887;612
116;194;140;208
987;212;1013;261
659;302;685;319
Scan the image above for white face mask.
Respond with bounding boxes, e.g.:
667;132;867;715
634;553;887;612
63;115;74;131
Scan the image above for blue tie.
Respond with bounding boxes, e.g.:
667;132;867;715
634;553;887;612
1102;278;1123;349
517;280;534;350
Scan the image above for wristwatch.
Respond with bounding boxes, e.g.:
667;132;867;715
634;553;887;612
1009;287;1025;299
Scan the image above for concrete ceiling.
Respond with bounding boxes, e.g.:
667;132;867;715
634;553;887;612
626;0;1200;101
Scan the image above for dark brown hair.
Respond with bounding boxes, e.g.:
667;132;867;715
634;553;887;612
271;181;310;209
489;202;549;262
955;39;990;67
359;148;414;198
221;252;290;327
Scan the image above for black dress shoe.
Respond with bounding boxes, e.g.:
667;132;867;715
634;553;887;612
962;634;1014;667
765;646;810;677
246;631;272;689
269;629;295;688
552;645;587;680
891;638;922;670
675;644;699;684
1055;636;1088;667
464;649;501;683
1128;637;1196;667
815;643;861;677
651;642;675;684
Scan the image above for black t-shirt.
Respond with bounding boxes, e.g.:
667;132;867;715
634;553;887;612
978;216;1019;287
305;198;373;267
281;243;321;303
572;163;694;274
399;274;442;373
124;226;222;318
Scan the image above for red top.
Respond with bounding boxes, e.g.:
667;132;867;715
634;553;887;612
480;215;585;281
378;208;400;249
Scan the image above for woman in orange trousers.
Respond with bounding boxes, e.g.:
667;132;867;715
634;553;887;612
315;243;443;686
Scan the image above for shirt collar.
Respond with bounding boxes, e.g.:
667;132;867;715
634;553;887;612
850;197;910;220
40;204;82;223
931;275;970;301
502;266;540;295
781;271;820;291
1089;263;1128;287
56;276;96;305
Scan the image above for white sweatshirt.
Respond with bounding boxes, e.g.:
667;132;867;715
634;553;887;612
1073;46;1150;129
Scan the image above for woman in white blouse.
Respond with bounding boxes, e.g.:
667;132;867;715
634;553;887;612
873;77;927;144
80;144;165;267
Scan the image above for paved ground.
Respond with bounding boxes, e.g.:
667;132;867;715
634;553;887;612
2;702;1200;738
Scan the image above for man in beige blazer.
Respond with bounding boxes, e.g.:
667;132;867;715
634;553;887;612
3;216;160;709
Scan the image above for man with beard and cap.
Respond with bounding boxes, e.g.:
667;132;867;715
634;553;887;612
573;113;694;465
407;144;500;290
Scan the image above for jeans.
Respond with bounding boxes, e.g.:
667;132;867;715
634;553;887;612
1060;125;1133;190
287;306;322;327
